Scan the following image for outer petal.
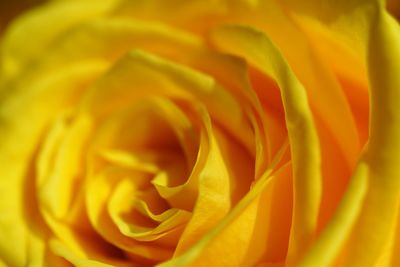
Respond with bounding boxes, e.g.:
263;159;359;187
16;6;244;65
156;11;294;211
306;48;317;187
293;1;400;266
0;0;119;79
342;4;400;266
279;0;374;59
211;25;322;266
0;61;107;266
297;162;368;267
246;0;360;167
158;25;321;266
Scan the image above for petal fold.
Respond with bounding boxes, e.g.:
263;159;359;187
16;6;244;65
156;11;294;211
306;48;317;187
211;25;321;265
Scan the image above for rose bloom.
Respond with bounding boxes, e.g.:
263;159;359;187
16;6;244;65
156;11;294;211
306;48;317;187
1;0;400;266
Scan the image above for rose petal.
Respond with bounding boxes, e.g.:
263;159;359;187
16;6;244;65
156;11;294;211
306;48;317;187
297;162;368;267
158;142;289;267
0;60;106;266
79;50;254;165
37;114;92;220
211;25;322;265
343;5;400;266
0;0;119;78
185;162;292;267
49;239;134;267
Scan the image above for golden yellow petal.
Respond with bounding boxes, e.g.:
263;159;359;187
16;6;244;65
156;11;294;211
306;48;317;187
0;0;119;78
186;163;292;267
49;239;134;267
80;50;254;162
297;162;368;267
157;145;287;267
0;60;105;266
342;5;400;266
236;0;360;167
211;25;322;265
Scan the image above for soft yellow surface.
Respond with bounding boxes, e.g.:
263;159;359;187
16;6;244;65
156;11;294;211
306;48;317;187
1;0;400;266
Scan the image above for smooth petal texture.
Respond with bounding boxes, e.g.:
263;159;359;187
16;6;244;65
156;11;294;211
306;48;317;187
85;166;175;262
79;49;254;159
76;50;257;265
172;109;234;254
287;11;370;146
2;12;278;171
220;0;363;232
297;162;368;267
389;203;400;267
185;162;292;267
49;239;134;267
342;4;400;266
280;0;374;61
240;0;360;167
110;0;233;34
0;61;106;266
37;114;92;220
83;98;196;262
0;0;119;78
35;113;132;265
291;1;400;266
1;0;399;266
211;25;321;265
108;0;363;172
157;143;289;267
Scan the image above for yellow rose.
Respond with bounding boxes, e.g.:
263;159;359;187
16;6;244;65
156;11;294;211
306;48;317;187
1;0;399;266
